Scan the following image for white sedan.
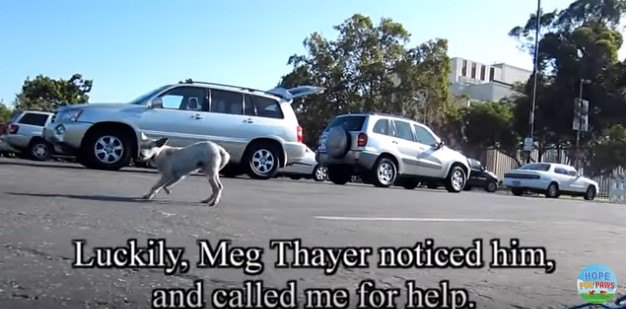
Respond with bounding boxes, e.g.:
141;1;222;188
277;147;328;182
503;162;599;200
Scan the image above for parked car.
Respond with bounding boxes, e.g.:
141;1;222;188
503;162;598;200
277;146;328;181
5;110;55;161
464;158;499;193
43;81;324;179
315;113;470;192
0;134;18;157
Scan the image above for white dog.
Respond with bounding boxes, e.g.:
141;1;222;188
137;136;230;206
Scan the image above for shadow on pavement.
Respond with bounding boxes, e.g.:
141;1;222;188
6;192;206;206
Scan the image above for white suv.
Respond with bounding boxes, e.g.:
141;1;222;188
315;113;470;192
44;81;324;179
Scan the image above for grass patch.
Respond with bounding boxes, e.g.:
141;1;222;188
580;293;614;304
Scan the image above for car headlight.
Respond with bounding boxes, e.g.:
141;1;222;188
55;109;83;123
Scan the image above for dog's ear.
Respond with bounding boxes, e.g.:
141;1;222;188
155;138;168;148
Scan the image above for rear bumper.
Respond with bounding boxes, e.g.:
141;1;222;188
503;178;550;191
43;122;92;155
316;150;379;171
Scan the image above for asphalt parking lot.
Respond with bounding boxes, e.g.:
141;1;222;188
0;157;624;309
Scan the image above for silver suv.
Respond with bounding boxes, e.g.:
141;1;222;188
5;110;55;161
315;113;470;192
43;81;324;179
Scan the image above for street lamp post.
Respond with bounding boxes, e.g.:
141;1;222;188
527;0;541;163
576;79;591;148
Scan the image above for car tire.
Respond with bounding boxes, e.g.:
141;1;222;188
313;164;328;182
545;182;559;198
27;139;53;161
245;143;281;180
326;126;351;159
371;157;397;188
328;165;351;185
584;186;596;201
485;181;498;193
445;165;466;193
511;188;524;196
82;130;132;170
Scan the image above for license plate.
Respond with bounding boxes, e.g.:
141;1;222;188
512;180;521;186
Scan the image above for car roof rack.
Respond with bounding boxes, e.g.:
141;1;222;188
369;112;415;121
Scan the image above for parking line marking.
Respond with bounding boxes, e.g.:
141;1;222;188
314;216;519;223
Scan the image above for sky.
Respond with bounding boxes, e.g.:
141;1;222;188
2;0;625;106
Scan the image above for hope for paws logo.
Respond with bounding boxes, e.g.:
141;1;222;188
577;264;617;305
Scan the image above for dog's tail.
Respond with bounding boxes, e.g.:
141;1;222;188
218;145;230;171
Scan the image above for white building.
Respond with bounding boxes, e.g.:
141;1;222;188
448;57;532;105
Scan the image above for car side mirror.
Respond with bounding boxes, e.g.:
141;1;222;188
436;141;445;149
149;97;163;109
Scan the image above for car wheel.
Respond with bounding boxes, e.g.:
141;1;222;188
82;130;132;170
28;139;52;161
445;165;466;193
485;181;498;193
313;164;328;182
545;182;559;198
326;126;351;159
246;143;281;179
371;157;397;188
584;186;596;201
328;165;352;185
511;188;524;196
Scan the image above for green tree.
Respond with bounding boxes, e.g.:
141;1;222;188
14;73;93;112
0;100;13;123
462;102;521;162
588;124;626;175
279;14;454;147
509;0;626;150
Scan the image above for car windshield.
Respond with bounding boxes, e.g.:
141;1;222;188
128;85;171;105
519;163;551;171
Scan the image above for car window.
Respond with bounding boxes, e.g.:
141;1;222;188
373;119;391;135
520;163;551;171
157;86;207;111
326;116;366;131
554;167;568;175
245;95;284;119
565;168;578;176
18;113;49;126
393;120;414;141
413;124;438;146
211;89;244;115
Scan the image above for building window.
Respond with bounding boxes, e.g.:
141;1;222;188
480;65;486;81
489;67;495;81
461;60;467;76
471;63;477;79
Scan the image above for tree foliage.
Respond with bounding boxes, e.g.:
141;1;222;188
0;101;12;123
279;14;454;147
589;124;626;175
14;73;93;112
509;0;626;171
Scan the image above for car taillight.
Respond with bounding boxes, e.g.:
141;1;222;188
8;124;18;134
357;133;368;147
297;125;303;143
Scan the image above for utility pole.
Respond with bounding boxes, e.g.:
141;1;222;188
576;78;591;170
527;0;541;163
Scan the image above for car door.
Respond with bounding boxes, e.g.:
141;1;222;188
552;166;575;192
389;119;421;175
136;86;209;147
566;167;588;193
199;88;251;159
412;123;445;178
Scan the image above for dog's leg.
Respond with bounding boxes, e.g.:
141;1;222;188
143;176;167;200
212;174;224;206
201;167;220;206
162;175;185;195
